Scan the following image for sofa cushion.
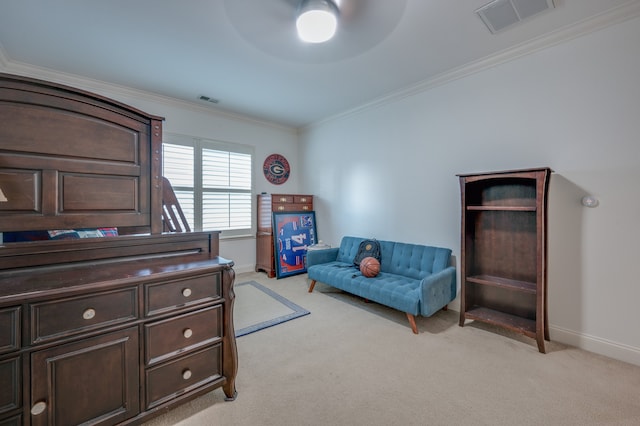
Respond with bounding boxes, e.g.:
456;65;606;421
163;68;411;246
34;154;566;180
307;261;354;286
386;242;451;280
308;261;422;315
343;273;422;315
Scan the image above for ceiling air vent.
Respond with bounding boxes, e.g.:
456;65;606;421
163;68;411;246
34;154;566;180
476;0;555;34
198;95;219;104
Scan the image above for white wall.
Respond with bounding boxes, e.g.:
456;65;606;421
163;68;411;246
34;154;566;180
0;63;301;273
298;16;640;365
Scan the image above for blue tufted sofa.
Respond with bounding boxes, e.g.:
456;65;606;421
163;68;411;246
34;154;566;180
307;236;456;334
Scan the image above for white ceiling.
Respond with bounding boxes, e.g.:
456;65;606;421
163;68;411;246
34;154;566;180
0;0;638;128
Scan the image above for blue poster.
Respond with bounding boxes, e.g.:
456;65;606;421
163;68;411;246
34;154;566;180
273;211;317;278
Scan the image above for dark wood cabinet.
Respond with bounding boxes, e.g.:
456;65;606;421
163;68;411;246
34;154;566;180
30;327;140;426
255;193;313;277
0;74;238;425
458;168;552;353
0;357;20;418
0;233;237;426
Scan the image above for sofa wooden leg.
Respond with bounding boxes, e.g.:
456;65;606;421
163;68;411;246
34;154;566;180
308;280;317;293
442;305;448;311
406;313;418;334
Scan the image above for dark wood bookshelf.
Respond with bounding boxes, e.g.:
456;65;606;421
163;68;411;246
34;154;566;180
458;167;552;353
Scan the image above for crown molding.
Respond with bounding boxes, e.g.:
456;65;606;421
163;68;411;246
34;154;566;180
0;59;296;134
305;0;640;131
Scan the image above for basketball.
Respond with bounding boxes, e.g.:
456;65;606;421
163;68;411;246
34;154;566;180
360;256;380;278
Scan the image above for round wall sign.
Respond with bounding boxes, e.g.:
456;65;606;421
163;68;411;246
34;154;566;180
263;154;290;185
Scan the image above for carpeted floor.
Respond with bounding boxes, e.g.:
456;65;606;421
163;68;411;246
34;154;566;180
144;271;640;426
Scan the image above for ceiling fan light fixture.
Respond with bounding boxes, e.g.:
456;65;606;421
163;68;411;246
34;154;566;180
296;0;338;43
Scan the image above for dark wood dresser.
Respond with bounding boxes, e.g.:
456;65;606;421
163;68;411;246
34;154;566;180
255;193;313;278
0;73;237;425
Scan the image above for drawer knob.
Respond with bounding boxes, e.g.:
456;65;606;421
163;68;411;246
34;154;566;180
82;308;96;320
182;288;192;297
303;206;309;210
182;369;192;380
278;206;285;211
31;401;47;416
183;328;193;338
279;197;287;202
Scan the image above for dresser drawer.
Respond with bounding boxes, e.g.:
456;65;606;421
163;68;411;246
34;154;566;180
0;357;20;415
272;194;293;204
30;287;138;344
145;306;222;366
293;195;312;204
145;344;222;409
273;203;313;212
272;194;312;205
0;307;20;354
145;273;221;317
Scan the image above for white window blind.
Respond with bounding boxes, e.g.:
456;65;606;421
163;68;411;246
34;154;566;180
163;135;253;237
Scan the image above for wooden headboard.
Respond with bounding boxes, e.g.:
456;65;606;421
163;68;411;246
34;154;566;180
0;73;165;235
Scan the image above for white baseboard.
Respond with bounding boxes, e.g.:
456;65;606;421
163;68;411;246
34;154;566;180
447;301;639;367
550;325;640;367
229;273;640;367
234;263;260;275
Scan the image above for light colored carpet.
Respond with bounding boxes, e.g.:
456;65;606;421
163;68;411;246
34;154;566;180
144;271;640;426
234;280;309;337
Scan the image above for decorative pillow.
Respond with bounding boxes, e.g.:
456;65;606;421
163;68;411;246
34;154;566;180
49;229;94;239
98;227;119;237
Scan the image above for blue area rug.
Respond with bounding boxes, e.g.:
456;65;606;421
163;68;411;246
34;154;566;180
234;281;310;337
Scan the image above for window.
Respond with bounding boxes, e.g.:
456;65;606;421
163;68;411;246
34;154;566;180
163;135;253;237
